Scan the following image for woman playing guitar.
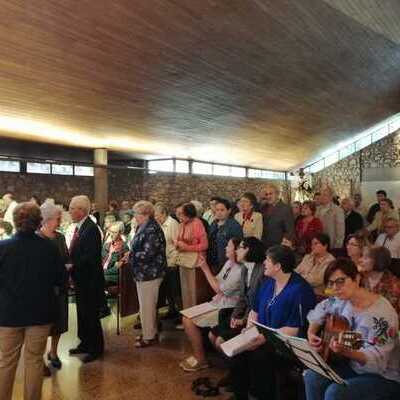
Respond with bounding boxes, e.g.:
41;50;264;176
305;258;400;400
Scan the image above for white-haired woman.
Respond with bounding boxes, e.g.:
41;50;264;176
102;221;128;286
39;202;69;373
129;201;167;347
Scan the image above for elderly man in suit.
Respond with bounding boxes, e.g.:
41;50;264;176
68;195;105;363
259;184;295;249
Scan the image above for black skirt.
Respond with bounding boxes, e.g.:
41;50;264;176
50;292;69;335
210;307;242;341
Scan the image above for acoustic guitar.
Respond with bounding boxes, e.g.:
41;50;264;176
321;313;363;361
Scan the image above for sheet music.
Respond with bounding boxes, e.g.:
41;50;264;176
252;321;346;385
180;302;217;319
220;326;260;357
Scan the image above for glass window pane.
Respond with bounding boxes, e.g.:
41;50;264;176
74;165;94;176
0;160;20;172
52;164;73;175
309;159;324;173
389;117;400;134
355;135;372;151
248;169;285;180
231;166;246;177
26;162;51;174
148;159;174;172
213;164;231;176
192;162;212;175
175;160;189;174
339;143;355;160
324;152;339;167
372;126;389;143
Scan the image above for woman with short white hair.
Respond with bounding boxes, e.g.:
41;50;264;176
129;200;167;347
39;202;69;373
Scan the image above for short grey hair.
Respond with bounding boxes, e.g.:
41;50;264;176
190;200;204;217
40;202;62;223
133;200;155;216
70;195;91;215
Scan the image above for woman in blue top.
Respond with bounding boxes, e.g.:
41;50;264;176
230;244;316;400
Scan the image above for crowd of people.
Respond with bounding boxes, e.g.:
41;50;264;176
0;185;400;400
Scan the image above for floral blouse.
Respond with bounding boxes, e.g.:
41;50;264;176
308;296;400;382
129;217;167;282
361;270;400;317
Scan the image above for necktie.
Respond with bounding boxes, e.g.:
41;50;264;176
69;226;79;253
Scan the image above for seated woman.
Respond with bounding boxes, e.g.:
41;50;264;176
102;221;129;286
295;233;335;296
345;233;369;269
231;245;316;400
305;258;400;400
179;238;242;372
296;200;323;255
234;192;263;239
210;236;267;349
367;198;398;236
359;246;400;316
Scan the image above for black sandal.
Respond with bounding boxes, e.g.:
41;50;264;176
191;377;220;397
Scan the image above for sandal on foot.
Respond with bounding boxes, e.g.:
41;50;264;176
134;338;158;348
179;356;209;372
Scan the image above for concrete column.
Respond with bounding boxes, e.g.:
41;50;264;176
94;148;108;222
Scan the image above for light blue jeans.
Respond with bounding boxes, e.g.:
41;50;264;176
304;363;400;400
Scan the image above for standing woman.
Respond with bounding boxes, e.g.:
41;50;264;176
175;203;208;309
234;192;263;240
39;203;69;370
358;246;400;316
296;200;323;254
129;201;167;348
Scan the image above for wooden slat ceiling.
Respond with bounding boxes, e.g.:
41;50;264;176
0;0;400;170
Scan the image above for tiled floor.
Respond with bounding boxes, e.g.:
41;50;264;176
13;306;228;400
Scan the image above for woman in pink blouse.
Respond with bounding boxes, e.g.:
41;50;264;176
175;203;208;308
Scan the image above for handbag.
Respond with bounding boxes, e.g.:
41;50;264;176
176;251;198;269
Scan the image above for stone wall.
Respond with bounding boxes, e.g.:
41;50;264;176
313;128;400;197
0;168;287;210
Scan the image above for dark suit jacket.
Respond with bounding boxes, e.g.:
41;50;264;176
261;200;295;249
345;210;364;239
70;217;104;306
0;232;64;327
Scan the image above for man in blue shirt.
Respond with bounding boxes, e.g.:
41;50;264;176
230;245;316;400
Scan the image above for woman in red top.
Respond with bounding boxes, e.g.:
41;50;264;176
296;200;323;254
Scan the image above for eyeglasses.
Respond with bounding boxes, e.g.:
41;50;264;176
326;277;348;289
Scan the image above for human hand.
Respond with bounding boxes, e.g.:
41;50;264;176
308;333;323;352
246;334;266;351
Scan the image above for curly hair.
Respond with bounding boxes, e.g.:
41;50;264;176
13;202;42;233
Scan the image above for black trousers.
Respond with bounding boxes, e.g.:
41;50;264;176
230;343;277;400
75;283;104;355
158;267;181;311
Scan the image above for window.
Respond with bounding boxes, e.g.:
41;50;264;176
52;164;73;175
0;160;20;172
192;162;213;175
389;117;400;134
213;164;231;176
324;152;339;167
26;162;51;174
372;126;389;143
355;135;371;151
230;166;246;177
339;143;355;160
248;169;285;180
175;160;189;174
148;159;174;173
74;165;94;176
309;160;324;173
